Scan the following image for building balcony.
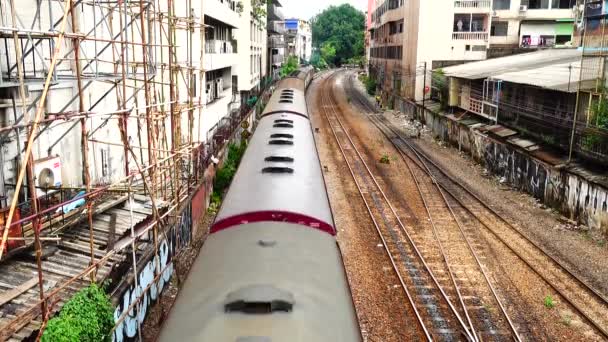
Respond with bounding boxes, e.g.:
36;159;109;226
268;4;284;21
203;0;240;28
452;31;489;41
269;36;286;48
454;0;491;12
268;21;285;34
204;49;237;71
205;40;237;54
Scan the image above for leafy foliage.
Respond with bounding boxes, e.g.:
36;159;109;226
432;69;449;110
583;97;608;149
211;141;248;208
320;42;337;66
280;55;299;77
591;97;608;130
42;284;114;342
359;74;377;96
311;4;365;66
252;0;269;26
543;295;555;309
310;51;328;69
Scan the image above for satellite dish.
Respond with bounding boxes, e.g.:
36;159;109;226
38;168;55;188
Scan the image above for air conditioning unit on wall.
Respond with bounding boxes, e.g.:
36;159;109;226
519;5;528;12
33;156;62;198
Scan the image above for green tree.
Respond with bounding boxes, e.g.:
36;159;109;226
311;4;365;66
280;55;299;77
320;42;337;66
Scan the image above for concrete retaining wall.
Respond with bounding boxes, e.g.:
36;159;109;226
404;101;608;235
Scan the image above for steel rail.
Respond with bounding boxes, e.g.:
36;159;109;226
368;111;522;342
320;71;475;341
345;72;522;340
318;72;434;341
344;71;608;340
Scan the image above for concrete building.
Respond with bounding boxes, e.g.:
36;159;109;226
285;18;313;63
236;0;268;102
267;0;286;77
369;0;493;103
203;0;241;138
490;0;576;52
368;0;576;103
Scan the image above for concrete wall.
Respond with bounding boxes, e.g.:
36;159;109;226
400;99;608;235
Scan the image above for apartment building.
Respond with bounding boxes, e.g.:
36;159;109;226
285;18;313;63
369;0;492;102
491;0;576;50
236;0;269;102
368;0;576;102
203;0;241;136
267;0;286;77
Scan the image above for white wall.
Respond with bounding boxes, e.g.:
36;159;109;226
415;0;489;100
236;0;267;93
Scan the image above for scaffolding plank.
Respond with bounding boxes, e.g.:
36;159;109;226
0;278;38;307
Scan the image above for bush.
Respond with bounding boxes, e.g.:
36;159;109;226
280;56;299;78
212;142;248;199
42;284;114;342
359;74;377;96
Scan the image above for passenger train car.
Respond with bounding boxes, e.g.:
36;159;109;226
158;67;361;342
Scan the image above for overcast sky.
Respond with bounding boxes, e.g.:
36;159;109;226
281;0;367;21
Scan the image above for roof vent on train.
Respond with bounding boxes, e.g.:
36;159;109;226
268;139;293;145
224;285;294;314
278;99;293;104
273;123;293;128
261;166;294;174
274;119;293;124
270;133;293;139
264;156;294;162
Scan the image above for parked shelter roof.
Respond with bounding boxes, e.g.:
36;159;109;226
441;49;588;93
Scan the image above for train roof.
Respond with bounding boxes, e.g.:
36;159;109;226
157;222;360;342
261;86;308;118
212;112;334;234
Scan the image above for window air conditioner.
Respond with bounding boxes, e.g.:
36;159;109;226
519;5;528;11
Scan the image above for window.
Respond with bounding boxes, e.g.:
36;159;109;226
551;0;575;8
522;0;549;9
493;0;510;10
491;21;508;36
454;14;486;32
454;14;471;32
556;34;571;44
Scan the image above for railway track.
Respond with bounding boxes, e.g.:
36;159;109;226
319;71;483;341
342;70;608;340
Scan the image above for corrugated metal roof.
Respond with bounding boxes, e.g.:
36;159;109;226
493;59;583;93
441;48;582;80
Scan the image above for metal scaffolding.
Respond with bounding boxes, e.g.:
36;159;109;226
0;0;224;339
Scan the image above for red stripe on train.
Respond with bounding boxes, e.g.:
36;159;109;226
211;210;336;235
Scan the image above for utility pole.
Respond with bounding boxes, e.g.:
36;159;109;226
422;61;427;110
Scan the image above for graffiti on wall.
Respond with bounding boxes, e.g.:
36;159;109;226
112;203;192;342
566;174;608;231
482;140;548;200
